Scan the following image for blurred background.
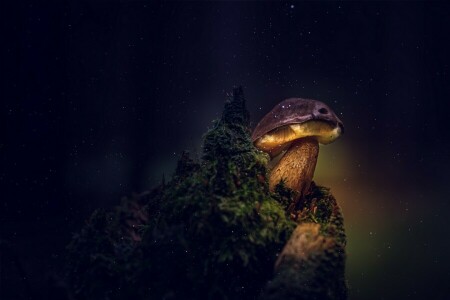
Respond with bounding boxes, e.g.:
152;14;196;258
2;1;450;299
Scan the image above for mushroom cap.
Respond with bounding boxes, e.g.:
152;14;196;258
252;98;344;157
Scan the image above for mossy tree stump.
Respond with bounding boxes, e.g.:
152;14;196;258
66;87;347;300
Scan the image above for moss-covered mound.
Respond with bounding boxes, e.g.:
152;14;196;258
65;87;347;300
262;184;347;300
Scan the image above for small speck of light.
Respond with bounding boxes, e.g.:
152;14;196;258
291;4;295;9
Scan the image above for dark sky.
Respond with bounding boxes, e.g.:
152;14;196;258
2;1;450;299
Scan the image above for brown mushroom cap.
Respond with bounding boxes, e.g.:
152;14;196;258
252;98;344;157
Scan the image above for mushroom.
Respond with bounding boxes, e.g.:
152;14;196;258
252;98;344;209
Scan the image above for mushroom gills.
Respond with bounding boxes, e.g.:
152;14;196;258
255;120;341;157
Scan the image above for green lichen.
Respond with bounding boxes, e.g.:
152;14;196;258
65;87;347;300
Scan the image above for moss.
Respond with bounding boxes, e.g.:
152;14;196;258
65;210;138;299
65;87;347;300
261;185;347;300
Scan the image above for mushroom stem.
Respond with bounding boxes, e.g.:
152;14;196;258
269;137;319;209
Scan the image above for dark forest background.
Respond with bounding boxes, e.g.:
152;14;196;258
2;1;450;299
